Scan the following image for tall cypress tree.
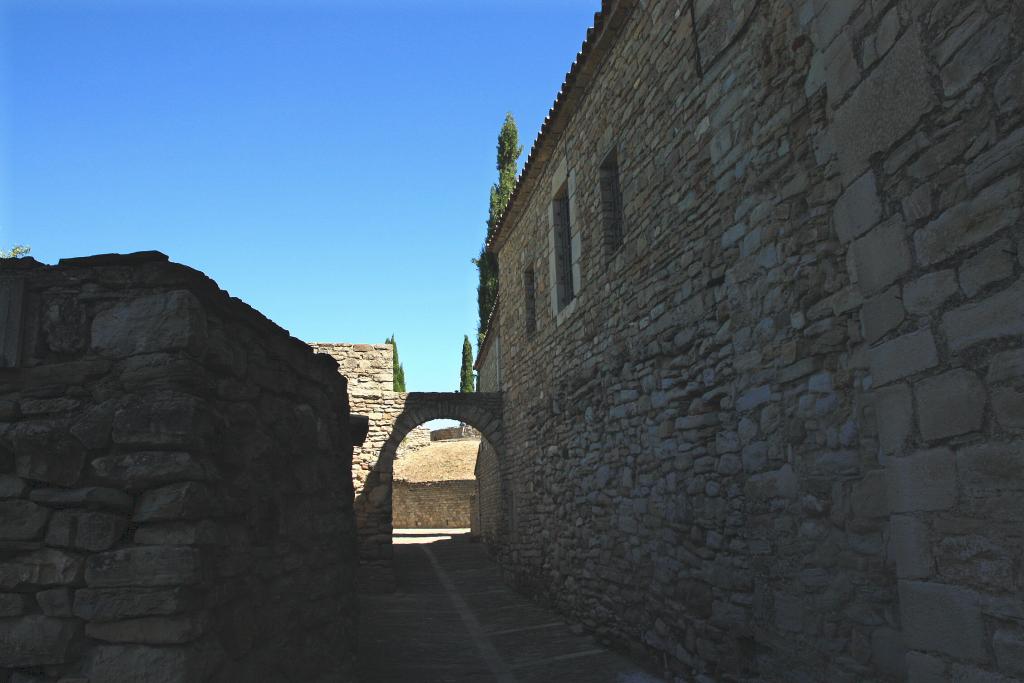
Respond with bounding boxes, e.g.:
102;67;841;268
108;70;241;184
460;335;474;392
474;113;522;344
385;335;407;392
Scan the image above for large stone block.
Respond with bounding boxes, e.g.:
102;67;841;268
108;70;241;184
833;171;881;243
91;451;216;490
959;238;1016;297
914;175;1021;267
832;25;934;182
11;421;85;486
85;547;202;588
45;510;126;552
133;482;219;522
0;549;83;589
111;394;209;450
886;448;956;512
869;328;938;386
0;615;82;666
87;642;222;683
744;464;797;501
30;486;132;510
74;587;202;622
890;515;932;578
915;369;986;441
943;279;1024;352
85;613;207;645
994;628;1024;677
91;290;207;359
992;386;1024;432
899;580;987;662
956;441;1024;492
873;383;913;454
851;217;912;295
0;499;49;540
902;270;958;315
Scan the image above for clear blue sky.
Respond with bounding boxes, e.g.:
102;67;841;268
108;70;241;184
1;0;597;392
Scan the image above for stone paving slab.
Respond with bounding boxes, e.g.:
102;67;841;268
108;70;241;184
357;531;664;683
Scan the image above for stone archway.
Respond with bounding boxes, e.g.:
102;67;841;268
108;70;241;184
355;392;504;590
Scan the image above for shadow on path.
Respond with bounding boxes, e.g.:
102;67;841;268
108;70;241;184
357;530;664;683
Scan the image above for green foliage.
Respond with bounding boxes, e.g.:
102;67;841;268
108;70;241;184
475;113;522;343
0;244;30;259
385;335;407;392
460;335;474;392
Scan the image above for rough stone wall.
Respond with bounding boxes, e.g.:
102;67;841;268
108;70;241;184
392;480;475;529
491;1;1023;680
430;425;480;441
396;425;432;455
472;440;503;545
0;253;356;681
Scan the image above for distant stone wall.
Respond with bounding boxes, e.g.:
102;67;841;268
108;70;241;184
430;425;480;442
490;0;1024;680
393;480;475;529
397;425;432;455
0;253;357;680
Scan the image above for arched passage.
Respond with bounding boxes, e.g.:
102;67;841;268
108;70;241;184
355;392;505;590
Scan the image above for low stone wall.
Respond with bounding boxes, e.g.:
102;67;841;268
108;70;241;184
393;480;475;528
430;425;480;441
397;425;432;455
0;253;357;681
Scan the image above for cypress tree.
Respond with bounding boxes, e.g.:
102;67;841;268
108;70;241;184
385;335;407;392
474;113;521;344
460;335;474;392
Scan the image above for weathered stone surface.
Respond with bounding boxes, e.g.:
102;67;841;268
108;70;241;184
956;442;1024;492
943;279;1024;352
744;464;797;501
85;547;202;588
873;383;912;454
914;175;1021;267
902;269;958;315
30;486;132;511
890;515;932;579
133;482;219;522
36;587;73;617
959;238;1016;297
832;25;934;181
868;328;938;386
851;217;912;295
91;291;207;359
994;629;1024;678
0;615;82;666
133;521;226;546
886;449;957;513
941;18;1010;96
91;451;215;489
0;474;27;498
0;593;29;617
73;586;201;622
915;369;986;441
0;549;83;589
899;580;987;661
992;387;1024;432
111;394;209;450
988;349;1024;384
45;510;126;552
861;286;904;344
11;422;85;486
86;613;207;645
906;651;946;682
0;499;49;540
86;643;222;683
833;171;881;243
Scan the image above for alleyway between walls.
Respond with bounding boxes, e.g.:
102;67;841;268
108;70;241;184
358;531;664;682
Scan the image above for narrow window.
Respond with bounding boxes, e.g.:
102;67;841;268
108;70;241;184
600;150;624;254
552;185;575;310
523;266;537;334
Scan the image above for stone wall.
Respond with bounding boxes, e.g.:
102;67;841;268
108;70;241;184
396;425;432;455
489;1;1023;680
430;425;480;442
0;252;357;681
392;480;475;529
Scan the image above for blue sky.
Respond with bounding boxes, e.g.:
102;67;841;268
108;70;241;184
1;0;597;392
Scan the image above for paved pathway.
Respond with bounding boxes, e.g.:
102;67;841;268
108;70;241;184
357;530;664;683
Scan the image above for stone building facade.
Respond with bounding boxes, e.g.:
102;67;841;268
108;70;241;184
480;0;1024;680
0;253;357;681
